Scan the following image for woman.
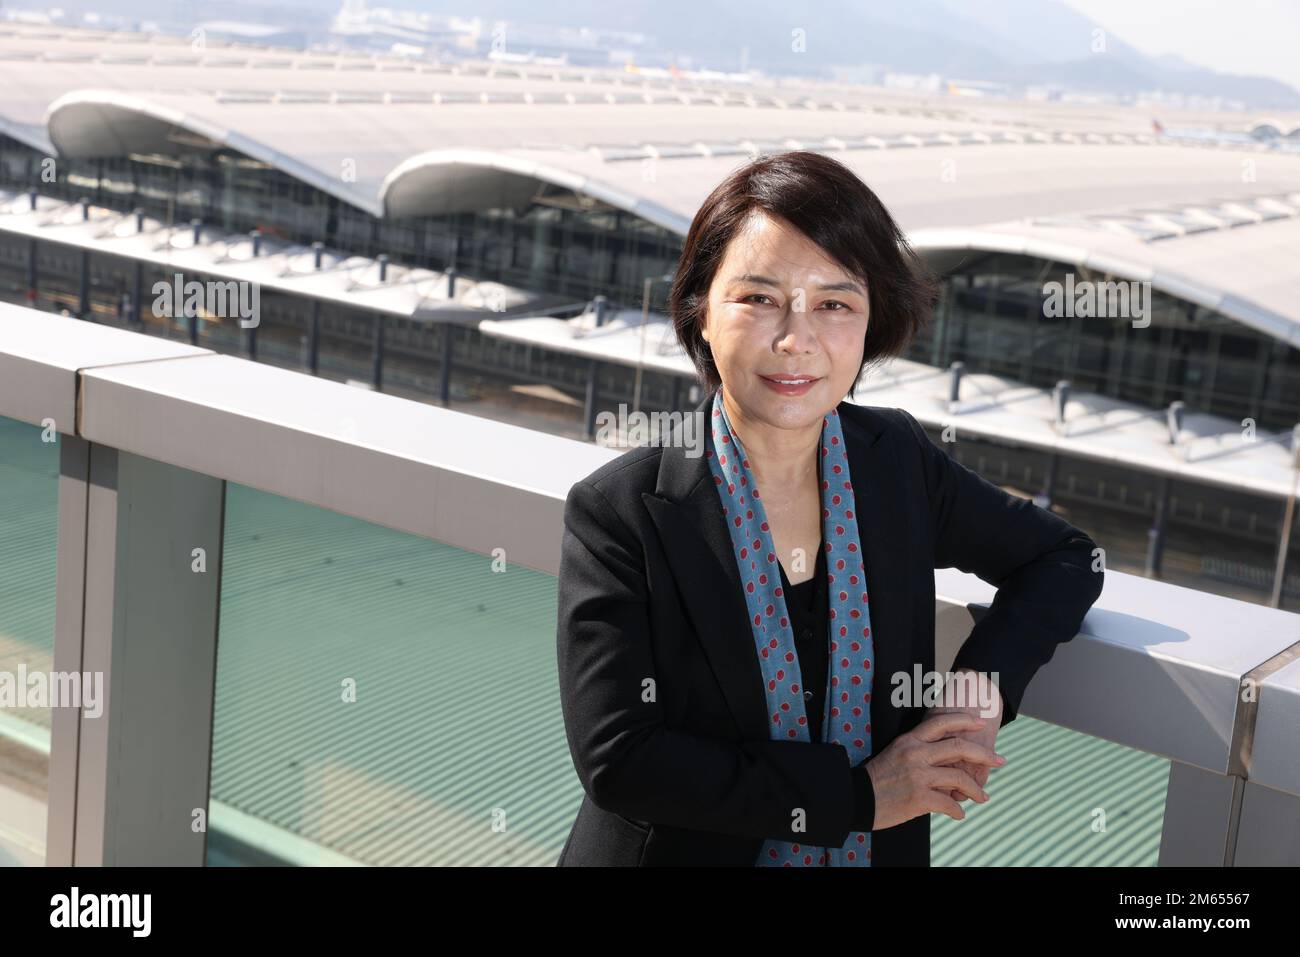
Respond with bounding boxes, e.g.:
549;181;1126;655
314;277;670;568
554;150;1104;867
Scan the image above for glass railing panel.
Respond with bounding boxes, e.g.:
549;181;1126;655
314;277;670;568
0;414;58;865
933;717;1170;866
207;482;576;866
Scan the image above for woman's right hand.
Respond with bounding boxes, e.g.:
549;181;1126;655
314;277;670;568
863;711;1006;829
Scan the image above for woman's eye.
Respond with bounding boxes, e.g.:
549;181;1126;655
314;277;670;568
741;293;773;305
821;300;850;312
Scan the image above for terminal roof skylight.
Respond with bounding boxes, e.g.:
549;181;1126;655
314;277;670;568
1031;192;1300;242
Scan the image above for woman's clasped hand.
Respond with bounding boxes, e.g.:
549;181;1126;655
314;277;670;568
862;712;1008;830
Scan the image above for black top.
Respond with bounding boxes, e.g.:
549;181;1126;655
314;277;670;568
778;546;827;740
778;544;876;833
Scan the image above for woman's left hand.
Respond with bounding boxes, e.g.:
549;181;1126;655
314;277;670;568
928;668;1004;803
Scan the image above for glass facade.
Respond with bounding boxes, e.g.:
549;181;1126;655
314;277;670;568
0;134;683;313
930;426;1300;612
0;134;1295;603
0;229;689;429
3;134;1297;430
908;253;1300;431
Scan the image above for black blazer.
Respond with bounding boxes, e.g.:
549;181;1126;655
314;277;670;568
555;391;1104;866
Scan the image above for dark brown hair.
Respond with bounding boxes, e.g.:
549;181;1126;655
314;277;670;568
668;150;939;399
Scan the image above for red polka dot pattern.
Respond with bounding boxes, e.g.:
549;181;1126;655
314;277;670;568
706;386;875;868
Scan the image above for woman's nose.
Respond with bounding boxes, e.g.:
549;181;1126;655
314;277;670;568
776;309;818;353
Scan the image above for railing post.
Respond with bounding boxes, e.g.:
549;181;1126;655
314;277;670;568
1159;634;1300;865
1228;780;1300;864
1226;649;1300;864
46;439;224;865
1158;762;1243;866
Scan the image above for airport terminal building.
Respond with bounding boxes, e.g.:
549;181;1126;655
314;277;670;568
0;23;1298;606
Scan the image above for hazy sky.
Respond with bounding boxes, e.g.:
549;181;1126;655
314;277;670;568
1064;0;1300;93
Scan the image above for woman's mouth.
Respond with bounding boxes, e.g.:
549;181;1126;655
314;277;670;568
759;374;820;396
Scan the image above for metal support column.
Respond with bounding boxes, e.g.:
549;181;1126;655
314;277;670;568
584;358;599;440
1268;424;1300;608
1145;475;1171;577
307;301;321;375
47;439;224;865
26;237;37;308
78;249;91;320
439;269;458;406
1158;761;1242;866
1037;453;1059;509
438;324;453;407
371;313;385;392
130;259;144;329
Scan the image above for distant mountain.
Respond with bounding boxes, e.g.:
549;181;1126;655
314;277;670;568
28;0;1300;108
932;0;1152;65
375;0;1300;108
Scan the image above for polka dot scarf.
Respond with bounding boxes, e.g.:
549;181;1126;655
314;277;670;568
705;385;875;867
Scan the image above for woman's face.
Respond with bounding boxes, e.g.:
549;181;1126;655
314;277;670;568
701;210;869;431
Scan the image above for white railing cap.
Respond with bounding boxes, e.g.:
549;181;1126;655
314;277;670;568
0;304;208;432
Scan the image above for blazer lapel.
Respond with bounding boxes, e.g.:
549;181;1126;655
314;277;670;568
641;392;771;742
641;393;915;751
839;403;916;750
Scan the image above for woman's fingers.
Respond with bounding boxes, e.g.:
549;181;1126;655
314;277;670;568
930;766;989;804
928;788;969;821
947;761;984;802
914;711;985;741
926;735;1005;769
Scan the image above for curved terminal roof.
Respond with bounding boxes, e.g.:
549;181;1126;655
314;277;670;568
1250;120;1300;139
911;192;1300;350
3;23;1300;342
379;140;1300;232
45;89;387;216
